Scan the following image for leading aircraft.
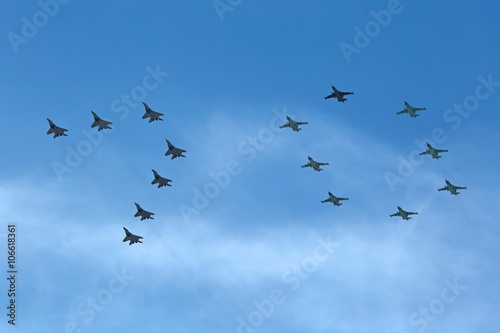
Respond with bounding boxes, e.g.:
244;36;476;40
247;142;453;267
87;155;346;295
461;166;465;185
390;206;418;220
90;111;113;131
419;143;448;159
165;139;186;159
324;85;354;102
46;118;68;138
134;203;155;221
321;192;349;206
151;169;172;188
396;101;426;118
142;102;164;122
122;227;143;245
279;116;308;132
438;180;467;195
301;156;329;172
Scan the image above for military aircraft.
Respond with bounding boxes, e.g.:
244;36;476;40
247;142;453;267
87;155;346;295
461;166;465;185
142;102;164;122
390;206;418;220
46;118;68;138
90;111;113;131
301;156;329;172
122;227;143;245
321;192;349;206
134;203;155;221
419;143;448;159
165;139;186;159
279;116;308;132
396;101;426;118
324;85;354;102
438;180;467;195
151;169;172;188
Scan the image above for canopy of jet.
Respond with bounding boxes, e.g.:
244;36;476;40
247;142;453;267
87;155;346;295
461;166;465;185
46;102;186;245
46;88;467;244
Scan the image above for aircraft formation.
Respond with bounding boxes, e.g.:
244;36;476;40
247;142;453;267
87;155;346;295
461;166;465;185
46;103;186;245
46;85;467;244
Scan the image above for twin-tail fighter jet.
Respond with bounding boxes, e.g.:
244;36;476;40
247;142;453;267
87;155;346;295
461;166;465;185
165;139;186;159
151;169;172;188
46;118;68;138
396;101;426;118
122;227;143;245
390;206;418;220
90;111;113;131
419;143;448;159
279;116;308;132
321;192;349;206
438;180;467;195
324;85;354;102
301;156;329;172
134;203;155;221
142;102;164;122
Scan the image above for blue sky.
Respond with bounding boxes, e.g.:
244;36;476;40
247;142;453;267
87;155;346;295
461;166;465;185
1;1;499;332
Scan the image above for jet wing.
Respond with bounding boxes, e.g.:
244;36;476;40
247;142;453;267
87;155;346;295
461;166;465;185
296;122;308;125
436;149;448;153
419;150;430;155
324;93;335;100
341;92;354;95
318;162;329;166
301;163;311;168
437;187;447;191
390;212;401;217
397;110;408;115
455;186;467;190
321;199;331;203
337;197;349;201
414;107;426;111
280;123;291;128
47;128;54;134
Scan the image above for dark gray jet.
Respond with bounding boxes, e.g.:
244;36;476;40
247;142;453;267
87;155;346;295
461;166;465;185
301;156;329;172
142;102;164;122
134;203;154;221
419;143;448;159
122;227;143;245
396;101;426;118
46;118;68;138
390;206;418;220
91;111;112;131
324;85;354;102
151;169;172;188
279;116;308;132
321;192;349;206
438;180;467;195
165;139;186;159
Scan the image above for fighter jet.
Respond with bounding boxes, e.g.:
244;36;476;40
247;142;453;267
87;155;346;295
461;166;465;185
419;143;448;159
46;118;68;138
151;169;172;188
142;102;164;122
390;206;418;220
122;227;143;245
438;180;467;195
165;139;186;159
134;203;154;221
301;156;329;172
279;116;308;132
90;111;112;131
324;85;354;102
396;101;426;118
321;192;349;206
